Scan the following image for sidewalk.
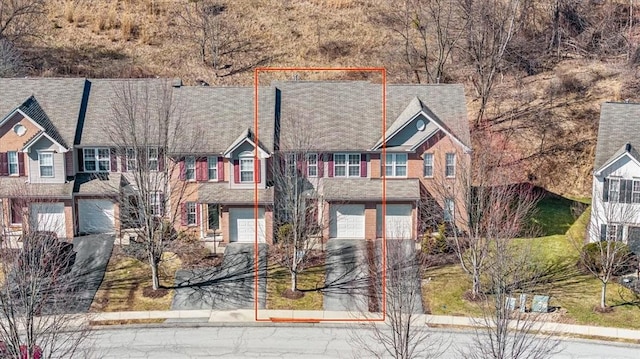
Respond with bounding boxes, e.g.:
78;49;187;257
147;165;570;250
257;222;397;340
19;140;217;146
88;310;640;341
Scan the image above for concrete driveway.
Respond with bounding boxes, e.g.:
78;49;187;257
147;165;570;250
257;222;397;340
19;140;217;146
171;243;267;311
323;238;423;314
67;234;115;313
323;239;369;312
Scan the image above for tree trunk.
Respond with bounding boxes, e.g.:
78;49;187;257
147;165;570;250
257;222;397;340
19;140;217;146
150;257;160;291
472;267;481;298
291;269;298;292
601;281;607;309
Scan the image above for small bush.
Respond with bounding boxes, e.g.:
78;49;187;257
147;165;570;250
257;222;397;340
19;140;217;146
121;240;147;262
276;223;293;244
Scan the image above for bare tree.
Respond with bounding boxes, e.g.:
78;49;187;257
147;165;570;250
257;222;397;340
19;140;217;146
351;233;446;359
271;114;329;296
0;186;92;359
106;80;201;291
0;38;22;77
574;183;638;310
460;238;562;359
371;0;464;84
0;0;46;42
175;0;270;77
427;131;538;300
458;0;523;125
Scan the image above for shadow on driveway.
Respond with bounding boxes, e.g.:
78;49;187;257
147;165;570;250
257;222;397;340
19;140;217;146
66;234;115;313
171;243;267;310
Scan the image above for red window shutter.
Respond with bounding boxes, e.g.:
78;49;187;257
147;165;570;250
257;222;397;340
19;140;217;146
159;192;165;216
110;148;117;172
317;154;324;177
234;159;240;183
17;152;25;176
196;157;205;181
179;159;185;180
158;148;165;172
0;152;8;176
77;148;84;172
196;203;201;226
217;157;224;181
360;154;367;177
328;154;334;177
180;203;187;226
256;159;261;183
121;151;127;172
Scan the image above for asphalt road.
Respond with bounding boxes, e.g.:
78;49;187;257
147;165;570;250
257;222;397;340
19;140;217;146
87;325;640;358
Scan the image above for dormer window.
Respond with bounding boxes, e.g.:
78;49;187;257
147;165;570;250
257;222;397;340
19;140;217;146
239;151;254;183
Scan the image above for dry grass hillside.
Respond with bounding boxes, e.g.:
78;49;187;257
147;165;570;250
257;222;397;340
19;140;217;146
10;0;640;197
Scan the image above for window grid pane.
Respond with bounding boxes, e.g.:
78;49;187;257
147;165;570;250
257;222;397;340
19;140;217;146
424;154;433;177
446;153;455;177
148;148;158;171
8;151;18;175
208;156;217;180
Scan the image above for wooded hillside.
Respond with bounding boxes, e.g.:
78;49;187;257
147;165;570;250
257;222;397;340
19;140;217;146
2;0;640;197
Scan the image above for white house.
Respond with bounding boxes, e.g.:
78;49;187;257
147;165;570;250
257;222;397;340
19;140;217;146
590;102;640;253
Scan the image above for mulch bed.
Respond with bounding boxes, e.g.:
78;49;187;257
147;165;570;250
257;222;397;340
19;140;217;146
281;288;305;299
142;286;170;298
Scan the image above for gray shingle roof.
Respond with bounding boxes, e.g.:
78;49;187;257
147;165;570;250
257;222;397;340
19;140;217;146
80;78;171;146
198;182;274;204
73;173;121;195
275;81;470;152
172;86;274;154
0;177;73;198
19;96;69;149
0;78;87;147
594;102;640;171
321;178;420;201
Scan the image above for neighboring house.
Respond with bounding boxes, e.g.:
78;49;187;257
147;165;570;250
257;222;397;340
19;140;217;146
0;78;471;246
0;79;88;240
590;102;640;253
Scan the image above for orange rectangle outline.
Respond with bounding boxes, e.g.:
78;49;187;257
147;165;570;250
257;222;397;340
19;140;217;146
254;67;387;322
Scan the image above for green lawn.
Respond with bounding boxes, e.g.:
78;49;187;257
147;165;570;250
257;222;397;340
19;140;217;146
530;191;587;236
425;202;640;329
267;265;325;310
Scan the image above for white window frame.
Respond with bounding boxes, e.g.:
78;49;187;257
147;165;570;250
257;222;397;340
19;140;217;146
185;156;196;181
384;153;408;177
334;153;360;177
606;223;622;242
632;180;640;204
148;147;159;171
445;153;456;178
38;152;54;178
609;178;621;203
307;153;318;177
444;198;455;223
208;156;218;181
240;156;254;183
83;148;110;172
150;192;163;217
423;153;433;178
126;148;136;171
186;202;197;226
7;151;18;175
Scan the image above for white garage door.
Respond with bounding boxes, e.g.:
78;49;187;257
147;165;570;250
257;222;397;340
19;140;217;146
78;199;115;234
230;208;266;243
377;204;413;239
330;204;365;239
30;202;66;239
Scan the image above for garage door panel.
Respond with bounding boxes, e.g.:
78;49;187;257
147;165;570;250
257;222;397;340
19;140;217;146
377;204;412;239
330;204;365;239
30;203;66;239
230;208;265;243
78;199;115;234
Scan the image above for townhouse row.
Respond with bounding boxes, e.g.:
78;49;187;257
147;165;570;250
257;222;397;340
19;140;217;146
0;78;471;244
